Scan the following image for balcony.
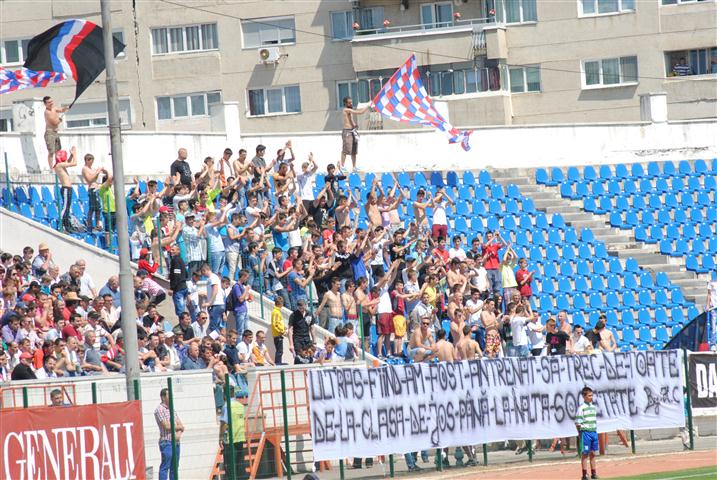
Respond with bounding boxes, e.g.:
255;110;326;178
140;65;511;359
351;17;499;72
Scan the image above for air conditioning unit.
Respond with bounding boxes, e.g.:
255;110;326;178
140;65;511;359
259;47;281;63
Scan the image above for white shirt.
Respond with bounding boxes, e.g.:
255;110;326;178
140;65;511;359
572;334;592;354
377;285;393;314
207;273;225;306
192;321;209;339
432;199;447;225
449;247;467;261
34;366;56;379
237;341;252;362
466;298;483;326
510;315;529;347
80;273;96;298
245;206;261;228
527;320;545;349
474;267;489;292
297;172;316;201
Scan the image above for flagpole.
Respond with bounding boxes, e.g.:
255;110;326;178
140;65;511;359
100;0;139;401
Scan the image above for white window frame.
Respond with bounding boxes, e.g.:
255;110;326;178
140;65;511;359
1;38;31;66
330;10;354;41
65;117;109;129
0;111;13;132
150;23;218;56
336;79;375;109
579;0;636;16
246;85;301;117
155;91;222;121
499;0;538;24
420;2;454;29
509;65;541;93
241;16;296;49
661;0;709;4
581;55;639;89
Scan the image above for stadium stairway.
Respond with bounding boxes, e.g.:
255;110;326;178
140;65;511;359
489;168;708;306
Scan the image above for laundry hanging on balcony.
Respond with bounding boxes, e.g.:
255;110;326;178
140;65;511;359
371;54;472;151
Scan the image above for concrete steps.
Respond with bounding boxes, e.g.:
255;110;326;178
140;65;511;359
489;169;709;309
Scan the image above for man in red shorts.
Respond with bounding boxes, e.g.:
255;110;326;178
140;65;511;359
375;260;400;358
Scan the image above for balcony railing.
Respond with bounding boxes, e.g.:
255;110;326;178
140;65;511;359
353;17;496;38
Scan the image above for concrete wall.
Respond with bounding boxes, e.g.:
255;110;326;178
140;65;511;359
3;119;716;177
2;370;218;480
1;207;127;288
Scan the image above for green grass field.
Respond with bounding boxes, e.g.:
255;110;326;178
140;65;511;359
612;465;717;480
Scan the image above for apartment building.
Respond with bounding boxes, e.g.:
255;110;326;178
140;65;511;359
0;0;715;135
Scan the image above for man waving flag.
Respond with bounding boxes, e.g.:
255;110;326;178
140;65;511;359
372;54;472;151
23;19;125;106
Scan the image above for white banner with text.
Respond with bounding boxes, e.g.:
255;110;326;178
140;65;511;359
309;351;684;460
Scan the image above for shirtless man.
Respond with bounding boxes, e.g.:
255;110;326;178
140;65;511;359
408;316;436;362
82;153;103;231
339;96;369;172
316;277;344;334
435;329;457;362
456;325;483;360
481;298;499;332
365;179;382;228
599;325;618;352
451;308;468;344
54;146;78;232
43;96;69;170
342;280;359;333
412;189;433;233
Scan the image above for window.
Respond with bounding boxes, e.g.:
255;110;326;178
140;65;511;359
112;30;126;58
66;118;108;129
421;3;454;29
356;7;384;31
426;66;504;95
331;11;353;40
156;91;221;120
1;39;30;65
241;16;295;48
151;24;218;55
509;66;541;93
581;0;635;15
665;48;717;76
0;118;13;132
583;56;638;87
336;80;372;108
247;85;301;116
662;0;708;4
501;0;537;23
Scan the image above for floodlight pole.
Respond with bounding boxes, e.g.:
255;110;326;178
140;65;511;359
101;0;139;401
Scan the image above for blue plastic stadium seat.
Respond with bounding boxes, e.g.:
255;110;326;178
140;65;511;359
655;326;669;343
662;161;676;178
462;171;476;186
703;255;716;272
592;259;607;275
687;305;700;320
624;258;639;273
654;308;669;325
430;171;444;187
556;294;570;311
638;308;652;323
540;296;553;312
550;167;565;185
622;328;636;343
622;291;636;309
693;159;707;175
414;172;427;187
575;181;590;199
622;310;636;327
639;327;653;343
599;165;612;180
478;170;491;186
573;294;587;311
615;164;629;179
647;162;661;178
638;289;652;306
655;290;671;307
446;171;459;188
567;167;580;183
573;314;586;329
558;277;572;293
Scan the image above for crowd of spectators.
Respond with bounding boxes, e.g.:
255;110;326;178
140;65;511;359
2;140;623;392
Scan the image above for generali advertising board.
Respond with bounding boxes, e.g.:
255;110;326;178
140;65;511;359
1;400;146;479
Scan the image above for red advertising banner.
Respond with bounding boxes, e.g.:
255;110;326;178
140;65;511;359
1;400;146;479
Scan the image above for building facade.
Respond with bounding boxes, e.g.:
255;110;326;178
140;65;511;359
1;0;715;135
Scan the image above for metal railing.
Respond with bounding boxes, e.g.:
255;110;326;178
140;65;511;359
353;17;496;38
